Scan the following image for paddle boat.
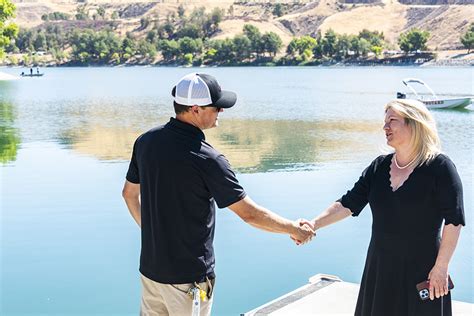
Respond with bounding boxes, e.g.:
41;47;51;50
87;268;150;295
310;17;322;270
397;78;472;109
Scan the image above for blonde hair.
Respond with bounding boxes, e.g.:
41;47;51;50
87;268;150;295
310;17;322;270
384;99;441;167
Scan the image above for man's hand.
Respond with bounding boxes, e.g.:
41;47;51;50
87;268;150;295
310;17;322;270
290;219;315;245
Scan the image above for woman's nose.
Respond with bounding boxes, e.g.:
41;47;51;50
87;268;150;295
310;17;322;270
383;122;389;130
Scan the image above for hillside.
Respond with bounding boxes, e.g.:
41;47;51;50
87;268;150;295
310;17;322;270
11;0;473;51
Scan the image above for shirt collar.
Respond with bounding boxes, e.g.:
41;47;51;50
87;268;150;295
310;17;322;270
166;117;205;140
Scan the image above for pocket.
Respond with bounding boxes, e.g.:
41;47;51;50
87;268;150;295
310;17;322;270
170;283;193;295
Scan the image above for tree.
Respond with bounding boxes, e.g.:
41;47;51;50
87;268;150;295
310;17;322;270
121;36;136;60
97;6;106;19
70;29;121;64
321;29;337;57
175;24;202;39
177;5;185;18
243;24;262;58
261;32;282;57
272;4;284;17
33;31;47;51
398;28;430;54
136;39;156;61
232;35;251;61
358;38;371;57
287;36;317;62
75;5;88;20
210;38;235;64
178;36;202;56
460;23;474;53
358;29;384;47
0;0;18;58
158;39;179;61
336;34;351;59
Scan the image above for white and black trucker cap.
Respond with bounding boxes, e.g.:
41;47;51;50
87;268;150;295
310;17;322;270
171;73;237;108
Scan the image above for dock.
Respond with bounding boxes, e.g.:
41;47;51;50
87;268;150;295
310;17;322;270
242;274;473;315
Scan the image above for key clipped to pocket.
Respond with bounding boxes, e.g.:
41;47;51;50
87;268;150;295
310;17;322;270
188;282;208;316
191;287;201;316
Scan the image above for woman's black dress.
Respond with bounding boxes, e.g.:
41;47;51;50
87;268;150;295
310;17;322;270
339;153;465;316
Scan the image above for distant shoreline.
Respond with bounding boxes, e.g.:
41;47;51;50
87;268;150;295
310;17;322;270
3;53;472;68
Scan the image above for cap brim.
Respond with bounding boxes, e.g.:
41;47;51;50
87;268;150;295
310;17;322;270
214;90;237;108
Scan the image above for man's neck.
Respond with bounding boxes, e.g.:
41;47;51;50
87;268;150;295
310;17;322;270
175;114;201;130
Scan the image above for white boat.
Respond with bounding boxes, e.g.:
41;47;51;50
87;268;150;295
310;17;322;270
397;78;472;109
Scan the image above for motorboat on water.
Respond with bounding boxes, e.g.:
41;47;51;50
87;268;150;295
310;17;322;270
397;78;472;109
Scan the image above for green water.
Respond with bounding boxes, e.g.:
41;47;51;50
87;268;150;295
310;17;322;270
0;67;472;315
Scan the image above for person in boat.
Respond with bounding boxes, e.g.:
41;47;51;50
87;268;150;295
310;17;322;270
122;73;314;316
30;68;33;75
300;99;464;316
36;67;39;74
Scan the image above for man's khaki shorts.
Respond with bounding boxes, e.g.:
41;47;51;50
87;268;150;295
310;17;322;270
140;274;214;316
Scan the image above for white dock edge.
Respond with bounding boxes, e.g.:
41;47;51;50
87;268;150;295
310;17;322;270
242;273;474;316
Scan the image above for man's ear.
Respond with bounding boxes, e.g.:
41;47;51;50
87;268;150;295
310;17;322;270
191;105;200;114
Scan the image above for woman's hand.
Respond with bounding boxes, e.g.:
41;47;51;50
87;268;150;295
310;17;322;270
427;264;449;300
290;218;315;245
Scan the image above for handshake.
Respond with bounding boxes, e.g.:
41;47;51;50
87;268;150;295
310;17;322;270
290;218;316;245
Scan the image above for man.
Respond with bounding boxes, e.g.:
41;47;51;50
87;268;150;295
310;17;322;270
122;73;314;316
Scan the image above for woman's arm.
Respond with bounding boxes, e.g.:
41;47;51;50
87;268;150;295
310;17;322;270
427;224;462;300
311;202;353;230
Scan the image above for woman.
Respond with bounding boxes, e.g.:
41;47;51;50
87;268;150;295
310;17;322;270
306;99;465;315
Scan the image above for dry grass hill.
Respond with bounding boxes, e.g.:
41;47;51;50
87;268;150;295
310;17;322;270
11;0;474;51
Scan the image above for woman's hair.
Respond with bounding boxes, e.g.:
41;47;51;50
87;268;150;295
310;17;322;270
384;99;441;167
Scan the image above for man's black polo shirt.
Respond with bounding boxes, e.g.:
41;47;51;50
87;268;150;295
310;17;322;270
126;117;246;284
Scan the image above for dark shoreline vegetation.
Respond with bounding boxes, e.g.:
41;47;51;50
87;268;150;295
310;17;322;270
1;2;473;67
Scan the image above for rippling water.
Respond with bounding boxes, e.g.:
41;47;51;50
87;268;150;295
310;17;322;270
1;67;472;315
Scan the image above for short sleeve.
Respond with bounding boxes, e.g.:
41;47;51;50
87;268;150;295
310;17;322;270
435;156;465;226
203;154;246;208
338;156;385;217
126;139;140;184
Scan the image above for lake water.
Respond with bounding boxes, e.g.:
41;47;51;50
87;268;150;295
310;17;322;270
0;66;472;315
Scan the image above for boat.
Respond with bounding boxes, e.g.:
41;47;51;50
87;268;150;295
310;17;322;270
20;73;44;77
243;274;474;315
397;78;472;109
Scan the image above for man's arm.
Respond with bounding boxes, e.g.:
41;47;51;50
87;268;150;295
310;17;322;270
227;196;314;243
122;180;141;227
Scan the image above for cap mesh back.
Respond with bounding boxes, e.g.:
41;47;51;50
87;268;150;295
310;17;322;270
176;80;191;99
174;73;212;106
191;80;211;100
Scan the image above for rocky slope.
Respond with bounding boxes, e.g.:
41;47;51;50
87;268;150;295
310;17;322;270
11;0;474;50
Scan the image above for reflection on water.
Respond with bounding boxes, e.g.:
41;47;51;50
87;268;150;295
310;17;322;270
0;100;20;164
206;119;381;172
57;117;381;172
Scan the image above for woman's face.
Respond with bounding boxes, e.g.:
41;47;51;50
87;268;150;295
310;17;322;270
383;108;412;150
